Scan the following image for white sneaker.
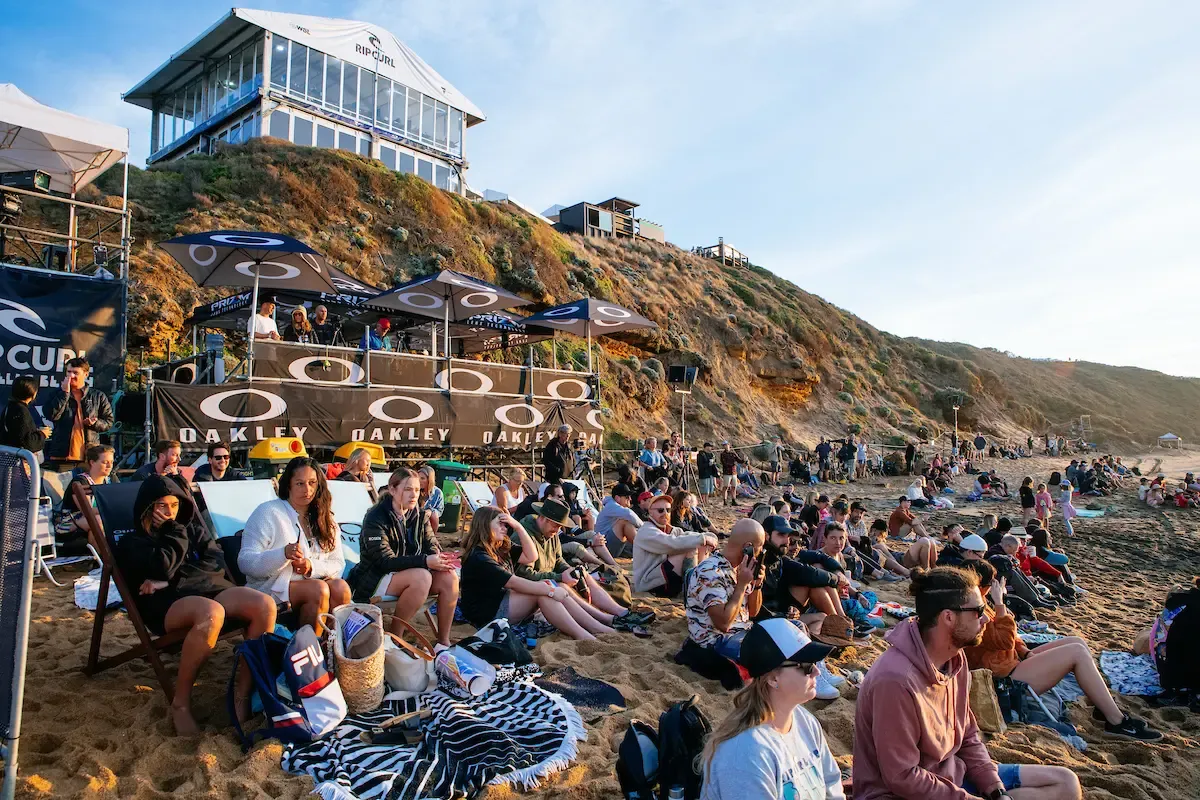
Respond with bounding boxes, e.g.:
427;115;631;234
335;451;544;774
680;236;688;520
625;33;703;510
817;661;846;686
814;672;841;701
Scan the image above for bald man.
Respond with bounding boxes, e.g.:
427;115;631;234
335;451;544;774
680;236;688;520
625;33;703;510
684;518;765;660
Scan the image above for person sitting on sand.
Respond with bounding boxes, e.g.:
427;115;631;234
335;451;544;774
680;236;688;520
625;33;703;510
239;456;351;636
685;519;765;661
633;493;718;597
935;526;976;567
887;495;929;540
865;518;912;577
759;516;853;625
337;448;380;504
116;475;276;735
854;565;1083;800
493;467;529;513
349;468;458;648
512;498;653;636
961;559;1162;741
982;516;1012;548
459;506;618;641
595;483;641;558
700;619;844;799
671;490;716;535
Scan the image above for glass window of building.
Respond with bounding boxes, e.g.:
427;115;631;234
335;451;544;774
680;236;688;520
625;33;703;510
358;72;375;124
307;48;323;103
420;96;435;144
229;123;241;144
418;158;433;182
449;171;461;194
293;116;313;146
435;164;450;191
398;152;415;174
435;102;448;149
358;137;370;157
380;145;396;170
338;131;356;152
269;110;290;139
449;109;462;157
270;38;288;89
342;63;358;115
375;77;392;128
215;58;228;110
289;42;307;96
316;124;335;148
324;57;341;109
406;91;421;140
390;85;406;133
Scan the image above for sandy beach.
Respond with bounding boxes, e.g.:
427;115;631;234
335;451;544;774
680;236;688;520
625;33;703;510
13;450;1200;800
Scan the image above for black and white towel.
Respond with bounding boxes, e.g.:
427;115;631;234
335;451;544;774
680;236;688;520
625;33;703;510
282;678;585;800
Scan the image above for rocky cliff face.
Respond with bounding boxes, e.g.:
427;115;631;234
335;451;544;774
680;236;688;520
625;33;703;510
31;139;1200;448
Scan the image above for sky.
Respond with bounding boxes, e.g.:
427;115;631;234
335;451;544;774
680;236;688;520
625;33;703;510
5;1;1199;376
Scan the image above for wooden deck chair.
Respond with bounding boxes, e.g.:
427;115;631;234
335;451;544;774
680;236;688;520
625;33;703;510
370;594;441;642
75;482;254;703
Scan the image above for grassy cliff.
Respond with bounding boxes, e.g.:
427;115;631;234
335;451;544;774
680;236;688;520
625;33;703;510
40;140;1200;449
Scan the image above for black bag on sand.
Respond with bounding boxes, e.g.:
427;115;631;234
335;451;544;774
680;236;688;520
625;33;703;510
656;696;711;800
456;619;532;666
674;639;746;690
615;719;660;800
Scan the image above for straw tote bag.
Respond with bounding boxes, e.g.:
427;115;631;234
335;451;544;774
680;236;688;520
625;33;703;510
320;604;386;714
383;617;436;694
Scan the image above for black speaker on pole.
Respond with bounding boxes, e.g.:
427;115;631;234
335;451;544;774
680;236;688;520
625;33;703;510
667;365;687;384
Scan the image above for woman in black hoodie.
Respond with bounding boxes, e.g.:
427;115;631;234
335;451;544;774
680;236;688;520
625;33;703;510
0;376;51;452
115;475;276;735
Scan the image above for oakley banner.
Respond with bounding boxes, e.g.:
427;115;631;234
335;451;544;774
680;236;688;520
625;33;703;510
250;341;597;401
152;382;604;450
0;265;125;403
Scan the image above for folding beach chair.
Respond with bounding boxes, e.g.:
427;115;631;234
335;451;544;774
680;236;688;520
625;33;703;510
75;482;261;702
328;480;376;578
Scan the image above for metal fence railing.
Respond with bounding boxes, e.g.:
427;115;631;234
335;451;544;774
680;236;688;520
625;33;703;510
0;446;39;800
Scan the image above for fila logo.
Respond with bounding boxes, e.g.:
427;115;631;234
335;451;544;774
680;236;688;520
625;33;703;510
290;644;323;674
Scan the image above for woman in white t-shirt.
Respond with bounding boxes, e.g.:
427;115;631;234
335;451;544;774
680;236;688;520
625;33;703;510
701;618;844;800
493;467;528;512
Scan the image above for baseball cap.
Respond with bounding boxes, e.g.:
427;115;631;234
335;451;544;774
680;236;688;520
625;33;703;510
637;490;654;503
960;534;988;552
831;501;848;513
898;495;911;502
611;483;632;498
817;494;830;503
377;317;391;330
762;515;792;535
739;618;834;678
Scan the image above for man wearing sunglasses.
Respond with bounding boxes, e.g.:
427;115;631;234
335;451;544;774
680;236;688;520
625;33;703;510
632;493;716;598
194;441;244;482
854;566;1081;800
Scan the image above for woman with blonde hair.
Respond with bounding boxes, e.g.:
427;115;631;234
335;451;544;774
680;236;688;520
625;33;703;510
284;306;314;344
493;467;528;512
417;465;444;530
700;618;844;799
337;447;379;503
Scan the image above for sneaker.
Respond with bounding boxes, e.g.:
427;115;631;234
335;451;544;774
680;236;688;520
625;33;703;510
434;642;451;654
1104;714;1163;741
620;609;657;626
816;661;846;686
814;672;841;701
612;616;652;638
879;572;905;582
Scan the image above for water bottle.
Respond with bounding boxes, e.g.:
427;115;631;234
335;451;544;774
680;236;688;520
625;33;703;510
524;622;538;650
667;786;685;800
435;646;496;696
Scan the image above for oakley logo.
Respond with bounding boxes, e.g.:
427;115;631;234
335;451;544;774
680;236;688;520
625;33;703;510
198;388;288;422
0;299;57;343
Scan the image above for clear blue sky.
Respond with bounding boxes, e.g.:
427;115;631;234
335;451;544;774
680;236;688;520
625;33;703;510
6;1;1198;376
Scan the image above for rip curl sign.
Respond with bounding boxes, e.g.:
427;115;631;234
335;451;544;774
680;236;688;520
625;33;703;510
154;382;603;449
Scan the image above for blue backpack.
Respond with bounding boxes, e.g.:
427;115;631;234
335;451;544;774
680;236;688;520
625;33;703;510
228;625;348;750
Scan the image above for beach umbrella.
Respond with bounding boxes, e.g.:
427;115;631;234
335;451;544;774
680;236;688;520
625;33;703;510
367;269;532;357
522;298;658;370
159;230;339;372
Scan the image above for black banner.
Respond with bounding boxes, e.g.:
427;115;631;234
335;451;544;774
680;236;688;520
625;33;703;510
0;265;125;403
250;341;597;401
152;382;604;450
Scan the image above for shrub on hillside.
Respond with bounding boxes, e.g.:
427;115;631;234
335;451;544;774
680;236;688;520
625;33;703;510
837;391;854;403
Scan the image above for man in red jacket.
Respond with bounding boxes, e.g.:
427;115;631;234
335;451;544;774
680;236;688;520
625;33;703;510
853;566;1080;800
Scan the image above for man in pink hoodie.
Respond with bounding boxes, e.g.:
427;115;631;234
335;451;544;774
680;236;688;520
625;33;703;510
853;567;1080;800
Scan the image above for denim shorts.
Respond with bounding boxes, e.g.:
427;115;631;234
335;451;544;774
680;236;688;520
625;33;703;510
963;763;1021;795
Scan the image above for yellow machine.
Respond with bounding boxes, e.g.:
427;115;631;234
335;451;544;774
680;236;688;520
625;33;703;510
248;437;308;479
333;441;386;466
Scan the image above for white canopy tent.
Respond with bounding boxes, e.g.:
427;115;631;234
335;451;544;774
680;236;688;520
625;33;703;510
1158;433;1183;449
0;84;130;271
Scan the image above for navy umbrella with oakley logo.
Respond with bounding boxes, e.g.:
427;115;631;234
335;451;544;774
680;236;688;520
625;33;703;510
159;230;339;377
521;298;658;370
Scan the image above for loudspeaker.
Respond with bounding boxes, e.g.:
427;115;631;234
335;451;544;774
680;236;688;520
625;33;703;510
667;365;687;384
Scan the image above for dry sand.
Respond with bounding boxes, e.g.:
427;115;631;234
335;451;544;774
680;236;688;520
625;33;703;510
13;451;1200;799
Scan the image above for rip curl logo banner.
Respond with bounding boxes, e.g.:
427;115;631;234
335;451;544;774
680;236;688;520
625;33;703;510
152;382;604;449
0;265;125;403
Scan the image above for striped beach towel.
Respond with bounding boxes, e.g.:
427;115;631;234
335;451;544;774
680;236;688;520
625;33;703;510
282;679;585;800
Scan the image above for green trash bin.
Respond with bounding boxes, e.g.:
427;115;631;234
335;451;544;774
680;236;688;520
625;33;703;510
428;460;471;533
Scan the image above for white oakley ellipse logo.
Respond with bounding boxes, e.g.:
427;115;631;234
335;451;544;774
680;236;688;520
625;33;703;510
0;299;57;343
199;388;288;422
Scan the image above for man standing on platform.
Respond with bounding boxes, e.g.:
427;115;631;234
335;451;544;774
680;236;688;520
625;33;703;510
249;297;280;341
311;305;336;345
542;424;575;485
43;357;113;473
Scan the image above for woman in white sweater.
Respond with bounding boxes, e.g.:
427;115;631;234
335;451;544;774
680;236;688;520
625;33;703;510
239;456;350;634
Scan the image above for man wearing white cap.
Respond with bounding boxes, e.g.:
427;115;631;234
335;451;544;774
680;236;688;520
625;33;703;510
700;618;844;799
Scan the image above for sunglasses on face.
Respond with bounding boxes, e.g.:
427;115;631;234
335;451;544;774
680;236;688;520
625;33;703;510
780;661;818;676
951;606;987;619
211;454;230;460
650;506;671;514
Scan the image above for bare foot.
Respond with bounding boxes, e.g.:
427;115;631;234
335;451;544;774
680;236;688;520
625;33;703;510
170;704;200;736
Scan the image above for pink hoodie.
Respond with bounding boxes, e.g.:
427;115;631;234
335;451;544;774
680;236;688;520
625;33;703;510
853;618;1000;799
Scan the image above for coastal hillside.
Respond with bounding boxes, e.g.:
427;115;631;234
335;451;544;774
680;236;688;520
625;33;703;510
36;140;1200;449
